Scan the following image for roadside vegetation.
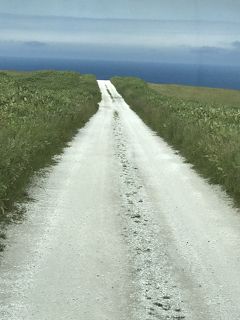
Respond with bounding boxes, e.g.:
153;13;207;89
111;77;240;206
149;83;240;107
0;71;100;222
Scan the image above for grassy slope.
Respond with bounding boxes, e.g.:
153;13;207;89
0;70;100;219
150;83;240;107
112;77;240;206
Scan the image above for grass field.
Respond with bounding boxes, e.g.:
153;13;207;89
0;70;100;223
150;83;240;107
112;77;240;206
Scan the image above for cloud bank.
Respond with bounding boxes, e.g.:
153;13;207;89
0;12;240;66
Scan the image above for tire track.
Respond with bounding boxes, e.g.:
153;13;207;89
113;109;189;320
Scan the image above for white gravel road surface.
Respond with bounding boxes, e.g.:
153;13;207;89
0;80;240;320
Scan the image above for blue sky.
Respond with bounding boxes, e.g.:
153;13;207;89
0;0;240;65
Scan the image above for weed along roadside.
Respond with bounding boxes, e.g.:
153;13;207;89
0;71;100;241
111;76;240;206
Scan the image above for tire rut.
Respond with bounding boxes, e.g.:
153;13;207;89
113;109;189;320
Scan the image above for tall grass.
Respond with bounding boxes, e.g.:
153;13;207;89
0;71;100;218
112;77;240;206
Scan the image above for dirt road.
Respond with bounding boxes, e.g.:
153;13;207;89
1;80;240;319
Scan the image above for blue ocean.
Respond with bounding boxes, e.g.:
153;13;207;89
0;57;240;90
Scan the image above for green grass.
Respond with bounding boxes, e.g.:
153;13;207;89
111;76;240;206
150;83;240;107
0;70;100;219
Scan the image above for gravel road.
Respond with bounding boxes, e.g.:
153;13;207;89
1;80;240;319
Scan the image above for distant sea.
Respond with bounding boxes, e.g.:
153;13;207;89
0;56;240;90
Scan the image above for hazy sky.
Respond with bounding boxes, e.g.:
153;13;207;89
0;0;240;65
